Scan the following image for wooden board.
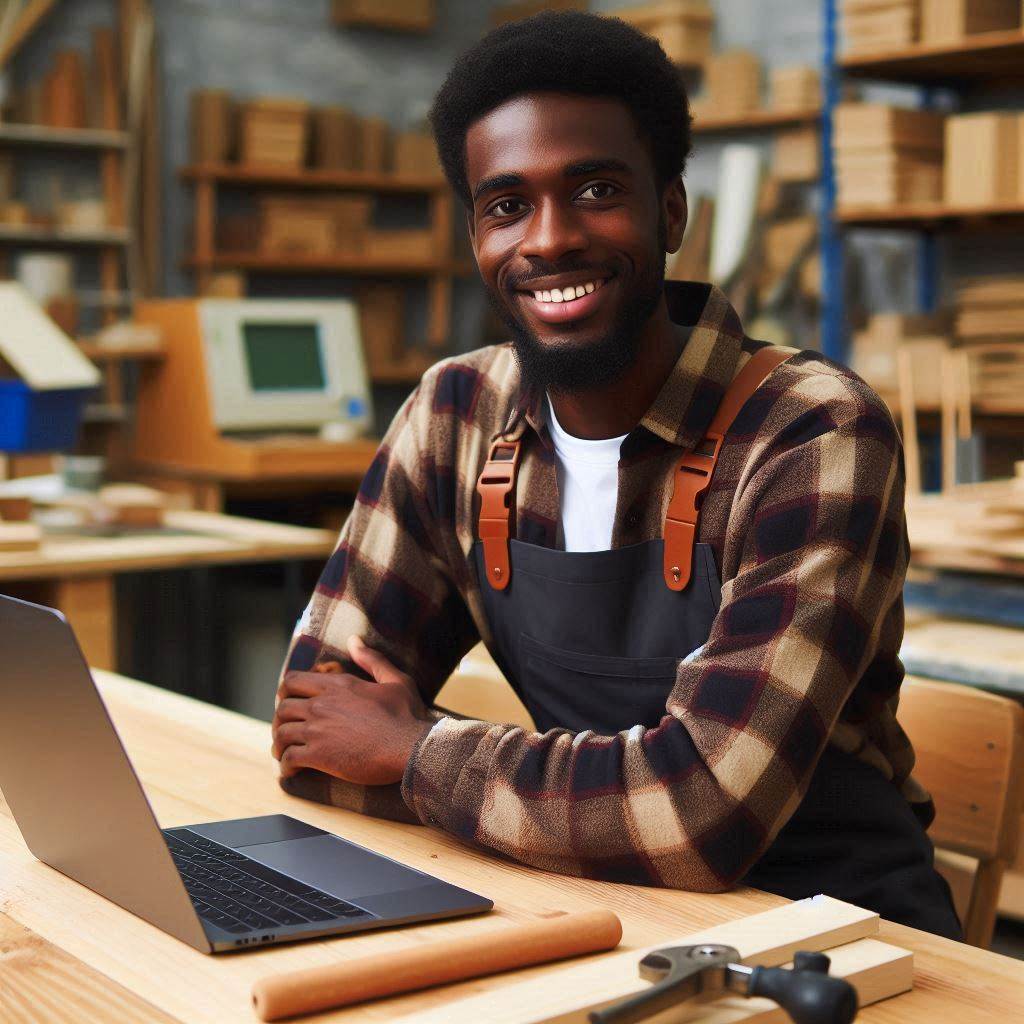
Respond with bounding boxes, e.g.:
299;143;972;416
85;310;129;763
399;900;908;1024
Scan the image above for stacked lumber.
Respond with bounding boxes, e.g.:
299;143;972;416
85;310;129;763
833;102;944;207
701;49;762;118
841;0;918;54
944;112;1021;207
611;1;714;67
773;127;819;181
258;195;371;257
238;98;309;168
906;480;1024;574
956;275;1024;341
769;65;821;111
850;312;949;413
920;0;1020;44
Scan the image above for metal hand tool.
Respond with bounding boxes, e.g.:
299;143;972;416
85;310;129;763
590;943;858;1024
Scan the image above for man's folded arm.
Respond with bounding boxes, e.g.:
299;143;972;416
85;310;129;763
276;370;481;822
401;383;908;890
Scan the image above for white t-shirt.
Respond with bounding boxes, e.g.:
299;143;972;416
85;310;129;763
547;395;628;552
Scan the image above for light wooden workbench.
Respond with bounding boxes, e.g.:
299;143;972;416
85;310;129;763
0;510;336;671
0;671;1021;1023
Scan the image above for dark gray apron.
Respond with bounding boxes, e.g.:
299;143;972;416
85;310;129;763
471;526;962;940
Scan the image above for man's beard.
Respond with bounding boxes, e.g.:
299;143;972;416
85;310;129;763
485;233;667;396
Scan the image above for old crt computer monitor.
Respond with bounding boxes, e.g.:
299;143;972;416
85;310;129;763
199;299;372;435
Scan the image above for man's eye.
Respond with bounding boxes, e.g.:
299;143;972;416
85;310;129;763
578;183;617;200
491;198;525;217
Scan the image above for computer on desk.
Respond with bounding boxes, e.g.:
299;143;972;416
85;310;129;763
133;299;379;480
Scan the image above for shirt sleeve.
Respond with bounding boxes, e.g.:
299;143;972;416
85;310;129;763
400;378;908;890
277;369;481;823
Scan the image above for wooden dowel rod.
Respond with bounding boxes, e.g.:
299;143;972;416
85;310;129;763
251;909;623;1021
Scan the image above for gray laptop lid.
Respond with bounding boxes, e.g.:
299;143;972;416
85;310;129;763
0;595;209;951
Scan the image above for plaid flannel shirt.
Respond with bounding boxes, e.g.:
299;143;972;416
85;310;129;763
280;281;930;892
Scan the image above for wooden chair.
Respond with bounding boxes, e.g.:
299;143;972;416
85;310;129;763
898;675;1024;946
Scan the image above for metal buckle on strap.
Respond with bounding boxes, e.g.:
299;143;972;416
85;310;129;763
476;440;522;591
663;431;723;592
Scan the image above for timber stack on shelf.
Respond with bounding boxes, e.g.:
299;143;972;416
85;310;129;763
611;0;714;68
833;102;945;209
841;0;918;54
182;89;453;384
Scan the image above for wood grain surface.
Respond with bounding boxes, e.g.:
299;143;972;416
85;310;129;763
0;671;1021;1022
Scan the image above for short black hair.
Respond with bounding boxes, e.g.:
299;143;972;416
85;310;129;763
429;10;692;209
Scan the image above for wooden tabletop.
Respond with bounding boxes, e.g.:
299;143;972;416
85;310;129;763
1;672;1021;1023
0;510;336;582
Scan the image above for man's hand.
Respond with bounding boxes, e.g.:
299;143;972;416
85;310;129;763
272;636;433;785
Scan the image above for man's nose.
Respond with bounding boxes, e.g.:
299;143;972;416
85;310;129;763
518;198;588;263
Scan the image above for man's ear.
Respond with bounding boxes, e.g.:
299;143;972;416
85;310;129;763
663;175;688;254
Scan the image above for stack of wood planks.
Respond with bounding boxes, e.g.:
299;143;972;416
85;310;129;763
920;0;1021;44
833;102;945;208
944;112;1022;208
841;0;918;54
850;312;948;414
698;49;761;118
769;65;820;111
906;479;1024;574
956;275;1024;343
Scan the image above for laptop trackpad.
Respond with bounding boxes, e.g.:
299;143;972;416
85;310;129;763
238;834;433;901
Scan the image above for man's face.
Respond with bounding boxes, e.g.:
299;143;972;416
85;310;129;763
464;92;686;393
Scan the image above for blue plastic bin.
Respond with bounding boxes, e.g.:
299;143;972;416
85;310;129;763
0;380;94;452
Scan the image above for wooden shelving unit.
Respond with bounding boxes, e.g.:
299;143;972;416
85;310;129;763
0;225;131;245
181;163;457;353
691;106;821;134
0;124;130;149
181;164;445;193
836;201;1024;230
183;252;464;275
840;29;1024;83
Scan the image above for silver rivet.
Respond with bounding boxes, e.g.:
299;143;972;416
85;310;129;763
493;567;502;578
671;566;681;582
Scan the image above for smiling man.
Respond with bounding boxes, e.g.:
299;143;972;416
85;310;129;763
272;12;960;939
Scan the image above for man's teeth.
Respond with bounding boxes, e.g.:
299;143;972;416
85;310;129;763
532;279;603;303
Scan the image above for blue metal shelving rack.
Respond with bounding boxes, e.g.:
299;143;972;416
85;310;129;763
819;0;845;363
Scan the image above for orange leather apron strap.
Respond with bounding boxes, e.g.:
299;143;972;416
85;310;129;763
663;346;794;592
476;439;522;591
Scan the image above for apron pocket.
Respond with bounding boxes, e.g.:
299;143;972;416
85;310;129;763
519;632;679;734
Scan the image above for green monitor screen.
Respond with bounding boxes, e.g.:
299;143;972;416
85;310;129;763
242;322;326;391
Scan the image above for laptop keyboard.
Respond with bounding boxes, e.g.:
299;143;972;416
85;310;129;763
163;829;373;935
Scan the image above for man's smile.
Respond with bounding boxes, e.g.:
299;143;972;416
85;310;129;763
514;274;615;326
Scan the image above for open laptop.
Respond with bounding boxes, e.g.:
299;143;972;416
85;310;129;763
0;595;491;953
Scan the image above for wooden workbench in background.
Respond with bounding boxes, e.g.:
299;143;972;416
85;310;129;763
0;510;335;669
1;671;1022;1023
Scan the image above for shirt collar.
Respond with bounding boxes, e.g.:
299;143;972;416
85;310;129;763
502;281;746;451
